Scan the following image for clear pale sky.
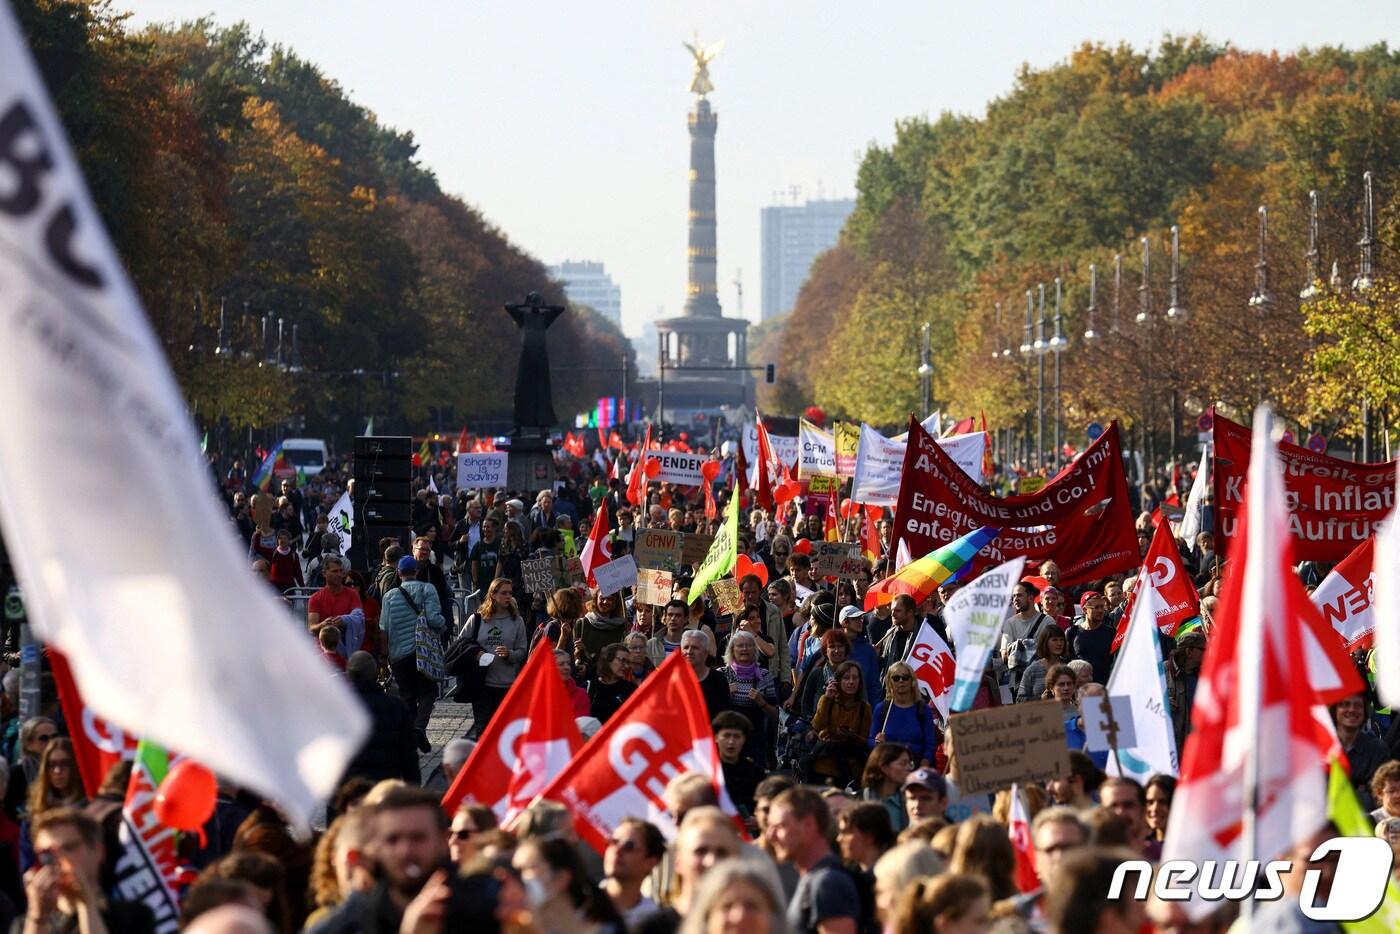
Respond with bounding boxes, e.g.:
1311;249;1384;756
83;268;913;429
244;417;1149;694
122;1;1400;337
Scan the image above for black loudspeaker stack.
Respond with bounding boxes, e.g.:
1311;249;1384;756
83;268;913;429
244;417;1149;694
353;436;412;564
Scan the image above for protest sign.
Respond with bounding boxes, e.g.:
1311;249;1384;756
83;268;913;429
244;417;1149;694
808;475;839;494
651;451;707;486
812;542;863;579
634;528;684;571
948;701;1068;794
457;452;509;488
742;423;799;468
1019;476;1046;495
798;419;837;479
892;418;1138;586
946;557;1025;712
708;578;744;616
522;557;564;594
635;569;674;607
565;556;586;587
1082;695;1138;753
681;532;715;566
593;555;638;596
1214;412;1395;562
834;422;861;478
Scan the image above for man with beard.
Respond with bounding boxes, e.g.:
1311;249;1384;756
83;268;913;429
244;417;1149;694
307;787;449;933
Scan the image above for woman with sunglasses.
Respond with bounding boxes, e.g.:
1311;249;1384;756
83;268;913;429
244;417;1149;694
589;644;637;724
19;738;86;872
448;804;498;869
871;662;938;769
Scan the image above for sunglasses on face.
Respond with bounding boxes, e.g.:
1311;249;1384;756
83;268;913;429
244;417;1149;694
607;838;638;852
34;733;56;744
889;674;912;683
450;827;477;841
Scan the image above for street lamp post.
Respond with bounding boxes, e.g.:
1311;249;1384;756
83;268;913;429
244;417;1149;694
1249;207;1275;311
1020;291;1035;466
1083;264;1098;342
1355;172;1377;458
1301;190;1321;301
1035;284;1048;467
918;321;932;419
1050;277;1068;465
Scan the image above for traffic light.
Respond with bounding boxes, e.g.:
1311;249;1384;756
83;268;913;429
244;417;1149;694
765;363;776;384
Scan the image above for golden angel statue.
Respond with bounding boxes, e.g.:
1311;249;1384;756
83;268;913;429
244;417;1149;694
683;37;723;97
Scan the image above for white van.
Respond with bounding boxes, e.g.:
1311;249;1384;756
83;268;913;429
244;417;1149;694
278;438;330;479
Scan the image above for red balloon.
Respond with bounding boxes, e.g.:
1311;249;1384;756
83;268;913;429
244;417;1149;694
154;760;218;839
792;538;813;556
838;499;858;519
735;554;768;587
644;458;661;478
701;460;722;482
804;406;826;427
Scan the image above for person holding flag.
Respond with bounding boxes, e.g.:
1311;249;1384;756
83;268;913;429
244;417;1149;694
870;662;939;769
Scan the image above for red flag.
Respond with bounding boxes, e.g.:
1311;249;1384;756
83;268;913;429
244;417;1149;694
1111;518;1200;651
753;412;782;509
627;425;652;508
861;507;882;562
1008;784;1040;893
456;426;470;456
980;411;994;481
597;426;608;451
441;645;582;822
1161;409;1359;904
609;431;626;452
536;651;737;853
49;649;138;797
580;499;613;586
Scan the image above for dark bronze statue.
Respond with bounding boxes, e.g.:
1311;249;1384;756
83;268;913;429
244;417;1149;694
505;292;565;431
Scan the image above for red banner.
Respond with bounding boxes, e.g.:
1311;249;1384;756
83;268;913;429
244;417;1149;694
535;651;734;854
891;418;1139;586
1213;413;1396;562
441;645;581;822
49;650;139;797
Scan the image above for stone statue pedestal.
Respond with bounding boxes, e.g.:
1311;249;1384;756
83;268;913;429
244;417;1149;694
503;433;555;491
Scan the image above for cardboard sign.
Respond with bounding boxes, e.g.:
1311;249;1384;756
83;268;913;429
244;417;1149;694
947;700;1068;794
523;556;564;594
593;555;639;596
634;569;674;607
1019;476;1046;495
651;451;707;486
1081;695;1138;753
808;475;839;494
564;556;585;587
634;528;683;571
457;453;509;489
812;542;863;579
681;532;715;566
708;578;744;617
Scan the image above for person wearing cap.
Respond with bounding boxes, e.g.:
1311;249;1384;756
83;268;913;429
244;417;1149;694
901;769;948;824
503;498;531;543
379;555;445;752
838;605;882;704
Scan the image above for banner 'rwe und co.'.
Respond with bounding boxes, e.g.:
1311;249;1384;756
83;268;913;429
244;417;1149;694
891;418;1139;586
1213;413;1396;562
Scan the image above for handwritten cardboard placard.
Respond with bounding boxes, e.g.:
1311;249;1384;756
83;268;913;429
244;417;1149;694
593;554;639;596
634;569;674;607
813;542;863;579
457;453;509;489
634;528;683;571
947;700;1068;795
681;532;715;566
708;578;744;617
522;556;563;594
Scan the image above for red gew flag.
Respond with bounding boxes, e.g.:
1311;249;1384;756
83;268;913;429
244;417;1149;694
626;424;652;507
580;499;612;587
1112;518;1200;651
753;411;782;509
536;651;739;854
1310;536;1377;651
441;644;582;823
1008;783;1039;893
50;649;138;797
1160;409;1362;918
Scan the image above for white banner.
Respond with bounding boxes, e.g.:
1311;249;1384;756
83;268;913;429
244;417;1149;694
328;490;353;555
946;557;1026;712
851;423;987;506
798;420;836;479
457;452;509;488
651;451;707;486
0;8;366;829
742;424;798;468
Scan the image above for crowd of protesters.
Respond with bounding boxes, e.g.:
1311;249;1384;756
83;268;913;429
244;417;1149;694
0;440;1393;933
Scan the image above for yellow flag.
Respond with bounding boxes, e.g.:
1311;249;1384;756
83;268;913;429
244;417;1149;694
1328;758;1400;933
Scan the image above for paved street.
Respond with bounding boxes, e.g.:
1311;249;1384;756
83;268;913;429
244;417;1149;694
419;699;474;794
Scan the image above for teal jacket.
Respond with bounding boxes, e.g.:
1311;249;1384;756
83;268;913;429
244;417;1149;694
381;580;445;663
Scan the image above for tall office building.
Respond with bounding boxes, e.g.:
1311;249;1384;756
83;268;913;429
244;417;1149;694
548;260;622;328
760;198;855;320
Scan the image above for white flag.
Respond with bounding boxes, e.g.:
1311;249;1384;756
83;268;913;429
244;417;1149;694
945;557;1026;712
1104;578;1178;782
1178;445;1210;546
907;621;956;720
1374;499;1400;708
0;9;366;829
427;473;438;494
328;491;354;556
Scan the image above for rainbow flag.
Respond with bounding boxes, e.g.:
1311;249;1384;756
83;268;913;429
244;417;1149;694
863;527;1001;610
251;441;286;492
